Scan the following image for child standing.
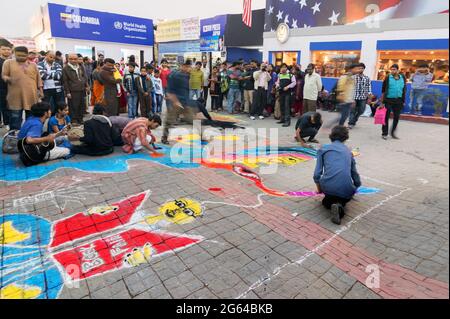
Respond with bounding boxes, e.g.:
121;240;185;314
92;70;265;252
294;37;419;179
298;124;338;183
152;70;164;115
136;66;154;119
123;63;140;119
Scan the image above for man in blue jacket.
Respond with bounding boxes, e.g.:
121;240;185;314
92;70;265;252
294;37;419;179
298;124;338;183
314;126;362;225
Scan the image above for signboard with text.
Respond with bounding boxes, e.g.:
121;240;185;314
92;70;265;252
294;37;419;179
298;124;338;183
156;18;200;43
200;15;227;52
47;3;154;46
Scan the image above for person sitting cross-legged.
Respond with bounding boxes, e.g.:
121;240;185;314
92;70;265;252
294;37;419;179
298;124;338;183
295;111;323;148
18;102;71;166
314;125;362;225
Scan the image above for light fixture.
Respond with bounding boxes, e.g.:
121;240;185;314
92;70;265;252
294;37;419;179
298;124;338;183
405;51;409;54
431;51;435;54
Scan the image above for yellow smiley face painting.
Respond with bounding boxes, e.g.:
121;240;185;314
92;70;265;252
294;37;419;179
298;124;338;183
145;199;203;226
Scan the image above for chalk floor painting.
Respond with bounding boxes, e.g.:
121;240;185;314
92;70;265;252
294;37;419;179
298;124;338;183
0;137;380;197
0;191;206;299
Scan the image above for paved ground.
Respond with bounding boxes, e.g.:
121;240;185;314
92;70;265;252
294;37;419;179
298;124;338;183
0;111;448;299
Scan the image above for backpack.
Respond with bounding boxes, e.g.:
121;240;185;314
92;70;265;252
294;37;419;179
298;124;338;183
2;130;19;154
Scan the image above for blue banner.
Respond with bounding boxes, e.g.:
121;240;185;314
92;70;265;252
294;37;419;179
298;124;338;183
200;15;227;52
158;40;200;54
48;3;154;46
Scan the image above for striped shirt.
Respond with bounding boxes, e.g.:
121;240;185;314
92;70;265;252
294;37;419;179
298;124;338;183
353;74;372;100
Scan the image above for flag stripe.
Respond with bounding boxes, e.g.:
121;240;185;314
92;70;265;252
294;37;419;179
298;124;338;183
243;0;252;27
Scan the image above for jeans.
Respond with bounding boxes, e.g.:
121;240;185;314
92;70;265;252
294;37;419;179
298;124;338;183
382;98;404;137
300;127;320;140
189;89;202;101
153;94;163;114
127;93;138;119
43;89;65;115
338;103;353;126
409;89;426;114
9;110;25;130
349;99;367;126
227;88;241;113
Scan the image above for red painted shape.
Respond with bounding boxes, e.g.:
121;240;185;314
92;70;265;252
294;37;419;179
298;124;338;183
208;188;223;192
151;153;165;158
50;192;148;248
52;229;202;280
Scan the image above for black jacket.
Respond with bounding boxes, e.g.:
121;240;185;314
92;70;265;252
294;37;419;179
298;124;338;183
80;116;118;150
382;74;407;104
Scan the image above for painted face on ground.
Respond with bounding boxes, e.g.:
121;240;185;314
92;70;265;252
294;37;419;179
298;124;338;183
85;205;119;216
159;199;203;224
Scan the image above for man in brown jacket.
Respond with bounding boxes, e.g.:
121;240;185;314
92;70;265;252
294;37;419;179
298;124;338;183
2;46;43;130
63;53;89;124
99;58;121;116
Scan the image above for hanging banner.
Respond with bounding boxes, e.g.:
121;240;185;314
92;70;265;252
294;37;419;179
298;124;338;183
200;15;227;52
156;18;200;43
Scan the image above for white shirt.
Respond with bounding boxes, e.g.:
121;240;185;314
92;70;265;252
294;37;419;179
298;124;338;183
303;72;323;101
152;77;164;95
201;67;210;87
254;71;272;90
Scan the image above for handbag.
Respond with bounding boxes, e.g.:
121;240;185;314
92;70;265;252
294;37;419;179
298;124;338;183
374;106;387;125
2;130;20;154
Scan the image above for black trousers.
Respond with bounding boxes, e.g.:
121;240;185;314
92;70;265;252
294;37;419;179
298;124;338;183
211;95;219;111
43;89;65;115
203;86;209;106
68;91;86;124
382;98;404;136
300;127;319;140
251;88;267;117
322;194;351;217
279;92;292;123
72;145;114;157
0;91;8;125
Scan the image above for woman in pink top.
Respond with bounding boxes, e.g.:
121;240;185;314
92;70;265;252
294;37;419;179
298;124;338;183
121;115;162;155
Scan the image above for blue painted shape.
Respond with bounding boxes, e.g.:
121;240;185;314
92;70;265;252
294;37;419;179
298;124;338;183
310;41;362;51
377;39;449;50
0;145;202;182
357;187;381;195
1;214;63;299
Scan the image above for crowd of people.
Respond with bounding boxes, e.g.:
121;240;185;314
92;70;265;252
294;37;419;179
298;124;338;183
0;36;425;225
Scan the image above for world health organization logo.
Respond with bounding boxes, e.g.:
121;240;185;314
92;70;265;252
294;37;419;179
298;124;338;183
114;21;123;30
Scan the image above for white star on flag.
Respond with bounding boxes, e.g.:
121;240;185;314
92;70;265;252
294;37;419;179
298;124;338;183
284;14;290;24
311;2;321;15
299;0;308;9
292;19;298;28
328;10;340;25
276;10;284;21
268;6;274;14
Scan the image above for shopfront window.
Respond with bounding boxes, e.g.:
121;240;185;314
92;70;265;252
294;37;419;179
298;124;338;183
312;51;361;78
377;50;449;84
271;52;299;67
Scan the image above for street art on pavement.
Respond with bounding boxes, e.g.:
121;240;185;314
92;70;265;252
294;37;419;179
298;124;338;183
0;191;205;299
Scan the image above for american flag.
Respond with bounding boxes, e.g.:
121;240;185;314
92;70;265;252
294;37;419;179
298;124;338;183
264;0;449;32
243;0;253;28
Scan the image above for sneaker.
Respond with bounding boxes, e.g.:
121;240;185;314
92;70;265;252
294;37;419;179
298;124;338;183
250;116;256;120
308;138;320;144
277;120;285;124
259;116;265;120
348;125;355;129
331;204;343;225
161;139;170;145
391;134;400;140
382;135;388;140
